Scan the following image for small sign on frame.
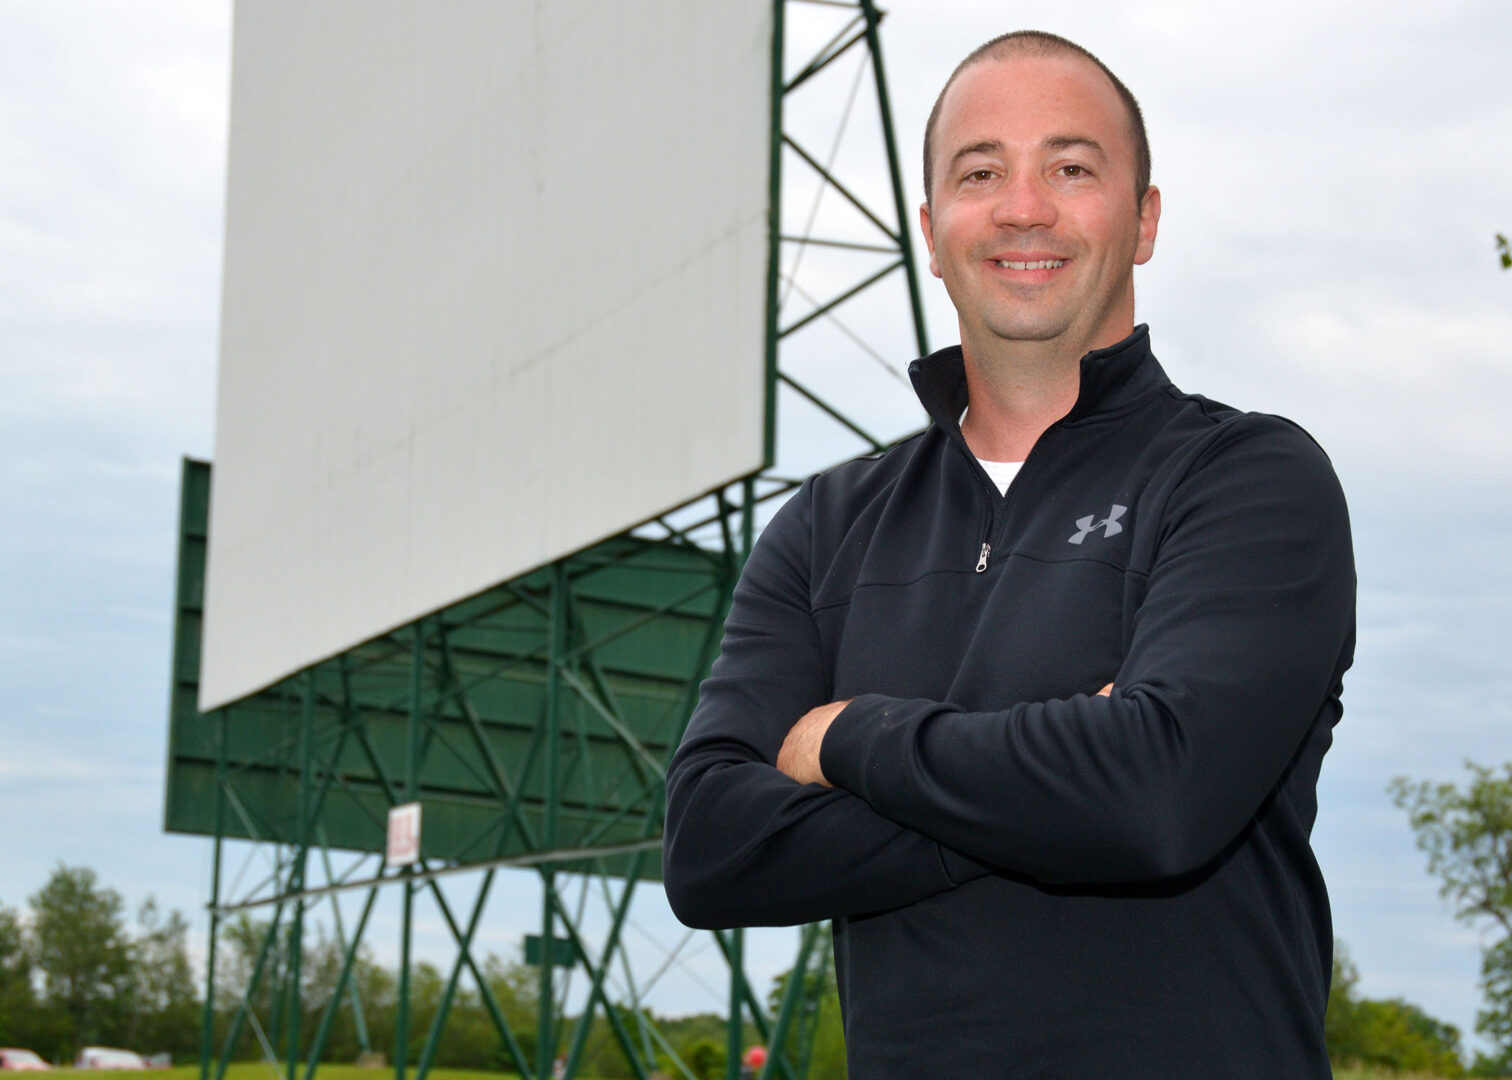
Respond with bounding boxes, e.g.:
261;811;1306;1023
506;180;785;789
387;802;422;867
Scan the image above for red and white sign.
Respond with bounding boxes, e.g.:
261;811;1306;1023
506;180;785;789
386;802;422;867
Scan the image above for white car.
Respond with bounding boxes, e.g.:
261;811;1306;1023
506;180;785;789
0;1049;51;1071
74;1049;145;1070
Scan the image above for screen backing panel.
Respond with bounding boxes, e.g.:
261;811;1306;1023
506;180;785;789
171;460;734;880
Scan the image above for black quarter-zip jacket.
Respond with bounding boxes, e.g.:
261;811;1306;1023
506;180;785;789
663;327;1355;1079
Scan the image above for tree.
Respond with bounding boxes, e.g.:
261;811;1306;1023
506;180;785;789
29;865;133;1054
679;1036;725;1080
1497;234;1511;270
1327;942;1466;1075
124;898;200;1058
1472;938;1512;1075
0;902;38;1046
1392;761;1512;1065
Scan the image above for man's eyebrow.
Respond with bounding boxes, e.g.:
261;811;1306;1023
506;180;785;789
1044;135;1107;157
947;140;1003;172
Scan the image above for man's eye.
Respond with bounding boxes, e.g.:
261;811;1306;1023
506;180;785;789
965;169;993;182
1060;164;1086;177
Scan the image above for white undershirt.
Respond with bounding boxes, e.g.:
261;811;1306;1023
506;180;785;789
960;406;1024;496
977;457;1023;496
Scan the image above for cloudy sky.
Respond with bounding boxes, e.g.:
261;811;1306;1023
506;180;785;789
3;0;1511;1059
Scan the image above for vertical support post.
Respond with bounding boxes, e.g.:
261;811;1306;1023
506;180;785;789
200;711;227;1080
537;877;556;1080
539;564;569;1080
334;659;373;1057
733;481;759;1077
741;477;757;561
762;0;787;467
396;620;424;1080
725;929;745;1080
859;0;928;358
287;674;314;1078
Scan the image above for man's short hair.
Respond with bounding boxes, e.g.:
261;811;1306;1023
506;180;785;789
922;30;1151;207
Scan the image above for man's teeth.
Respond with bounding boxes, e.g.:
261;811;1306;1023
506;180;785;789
995;259;1064;269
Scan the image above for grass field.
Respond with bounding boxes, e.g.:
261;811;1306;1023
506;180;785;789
39;1069;524;1080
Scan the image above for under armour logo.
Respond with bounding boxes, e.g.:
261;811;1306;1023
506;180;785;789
1069;504;1127;545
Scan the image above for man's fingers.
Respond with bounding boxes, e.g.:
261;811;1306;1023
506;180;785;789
1096;683;1114;697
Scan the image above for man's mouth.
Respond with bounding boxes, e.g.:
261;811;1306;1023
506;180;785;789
993;259;1065;270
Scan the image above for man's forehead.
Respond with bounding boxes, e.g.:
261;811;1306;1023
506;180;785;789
939;52;1125;133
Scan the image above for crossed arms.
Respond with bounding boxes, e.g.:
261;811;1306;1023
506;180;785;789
661;419;1354;929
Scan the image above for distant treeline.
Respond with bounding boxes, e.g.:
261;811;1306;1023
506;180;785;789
0;864;836;1079
0;866;198;1063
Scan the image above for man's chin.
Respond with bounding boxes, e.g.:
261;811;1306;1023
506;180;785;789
981;314;1074;346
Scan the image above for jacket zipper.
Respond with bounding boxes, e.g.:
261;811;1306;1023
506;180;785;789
975;476;995;572
966;421;1061;574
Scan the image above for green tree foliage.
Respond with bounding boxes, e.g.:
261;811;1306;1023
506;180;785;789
679;1035;726;1080
1497;234;1511;270
29;865;134;1055
1392;762;1512;1067
1327;943;1467;1075
8;866;869;1077
125;899;201;1057
0;902;39;1046
651;1013;747;1080
1472;938;1512;1075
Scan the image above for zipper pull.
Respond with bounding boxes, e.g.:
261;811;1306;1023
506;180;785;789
975;542;991;573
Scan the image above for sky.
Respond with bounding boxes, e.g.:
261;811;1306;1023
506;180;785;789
2;0;1511;1060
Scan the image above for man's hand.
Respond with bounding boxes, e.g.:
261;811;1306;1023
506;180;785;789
1098;683;1113;696
777;700;852;786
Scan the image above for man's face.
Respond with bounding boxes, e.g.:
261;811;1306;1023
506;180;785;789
920;53;1160;357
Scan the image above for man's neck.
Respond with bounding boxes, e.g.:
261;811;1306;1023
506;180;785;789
959;336;1088;463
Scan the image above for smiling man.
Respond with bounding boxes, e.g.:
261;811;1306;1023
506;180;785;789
663;31;1354;1079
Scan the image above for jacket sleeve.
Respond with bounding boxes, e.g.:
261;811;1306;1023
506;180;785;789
818;416;1356;884
662;479;990;929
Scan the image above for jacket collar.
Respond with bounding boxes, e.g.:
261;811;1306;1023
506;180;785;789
907;324;1169;437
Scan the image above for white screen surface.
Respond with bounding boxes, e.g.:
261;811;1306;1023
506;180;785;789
201;2;773;710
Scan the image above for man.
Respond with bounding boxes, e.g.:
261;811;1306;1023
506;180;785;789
663;30;1353;1079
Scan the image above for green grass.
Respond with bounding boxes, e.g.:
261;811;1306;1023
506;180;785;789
33;1062;681;1080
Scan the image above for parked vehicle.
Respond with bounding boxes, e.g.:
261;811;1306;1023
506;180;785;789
74;1049;146;1070
0;1050;51;1071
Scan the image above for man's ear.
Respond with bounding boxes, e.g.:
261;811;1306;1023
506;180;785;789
919;202;941;278
1134;185;1160;266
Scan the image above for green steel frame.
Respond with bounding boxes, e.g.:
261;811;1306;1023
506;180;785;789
168;3;928;1079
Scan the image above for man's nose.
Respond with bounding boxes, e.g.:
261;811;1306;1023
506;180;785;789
991;172;1057;229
